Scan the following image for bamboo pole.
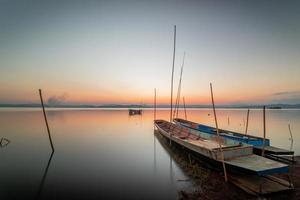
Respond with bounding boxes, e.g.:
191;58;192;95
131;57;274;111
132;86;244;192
173;70;181;119
170;25;176;122
173;80;180;119
173;90;179;119
154;88;157;120
262;106;266;157
245;109;250;135
183;96;187;120
173;52;185;119
176;53;185;118
288;123;293;149
288;124;293;142
39;89;55;153
288;124;294;152
210;83;228;182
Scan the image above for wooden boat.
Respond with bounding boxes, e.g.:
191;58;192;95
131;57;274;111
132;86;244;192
154;128;294;195
128;109;142;115
173;118;294;162
154;119;288;176
174;118;270;147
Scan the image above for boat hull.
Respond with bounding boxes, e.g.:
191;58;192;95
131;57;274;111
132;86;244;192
155;120;288;176
173;118;270;147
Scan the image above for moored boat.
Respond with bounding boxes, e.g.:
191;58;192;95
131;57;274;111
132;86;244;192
128;109;142;115
154;119;288;176
173;118;294;162
174;118;270;147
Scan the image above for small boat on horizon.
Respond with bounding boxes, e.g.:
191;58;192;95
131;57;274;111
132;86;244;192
268;106;282;109
128;109;142;115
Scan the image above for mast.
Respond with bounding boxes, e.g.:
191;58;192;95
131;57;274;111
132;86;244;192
183;96;187;120
154;88;157;120
173;52;185;119
210;83;228;182
262;106;266;157
170;25;176;122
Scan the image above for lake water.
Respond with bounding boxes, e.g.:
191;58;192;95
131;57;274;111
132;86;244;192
0;108;299;199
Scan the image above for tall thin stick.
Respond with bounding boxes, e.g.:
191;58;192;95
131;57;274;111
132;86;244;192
173;52;185;119
154;88;157;120
210;83;228;182
183;96;187;120
39;89;55;153
170;25;176;122
173;91;179;119
262;106;266;157
288;124;293;142
245;109;250;135
176;53;185;118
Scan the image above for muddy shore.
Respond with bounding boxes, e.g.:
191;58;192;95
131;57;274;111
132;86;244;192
178;156;300;200
179;153;300;199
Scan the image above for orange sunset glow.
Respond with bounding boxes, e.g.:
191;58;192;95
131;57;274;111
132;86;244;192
1;0;300;106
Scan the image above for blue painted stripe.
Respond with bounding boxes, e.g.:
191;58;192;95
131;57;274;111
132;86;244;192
257;166;289;176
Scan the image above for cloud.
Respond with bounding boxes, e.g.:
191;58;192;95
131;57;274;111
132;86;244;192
269;90;300;104
272;91;300;96
272;91;292;96
47;93;68;105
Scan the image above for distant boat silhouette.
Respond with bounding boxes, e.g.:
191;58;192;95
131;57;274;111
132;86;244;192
128;109;142;115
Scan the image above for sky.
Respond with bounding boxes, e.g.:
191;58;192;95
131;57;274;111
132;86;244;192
0;0;300;105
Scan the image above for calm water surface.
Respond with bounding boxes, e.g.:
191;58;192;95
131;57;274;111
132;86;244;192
0;108;299;199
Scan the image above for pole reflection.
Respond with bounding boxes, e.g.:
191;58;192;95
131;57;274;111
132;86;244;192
35;151;54;200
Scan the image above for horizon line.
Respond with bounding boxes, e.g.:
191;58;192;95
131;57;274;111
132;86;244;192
0;103;299;109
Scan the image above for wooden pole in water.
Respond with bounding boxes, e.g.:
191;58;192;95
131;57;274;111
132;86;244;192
183;96;187;120
245;109;250;135
210;83;228;182
170;25;176;122
262;106;266;157
154;88;157;120
39;89;55;153
288;124;293;143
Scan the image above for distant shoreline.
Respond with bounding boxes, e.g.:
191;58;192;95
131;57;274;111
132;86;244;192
1;104;300;109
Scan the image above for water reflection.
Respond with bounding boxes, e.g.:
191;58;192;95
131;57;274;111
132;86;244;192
0;109;191;199
36;152;54;200
0;108;299;199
